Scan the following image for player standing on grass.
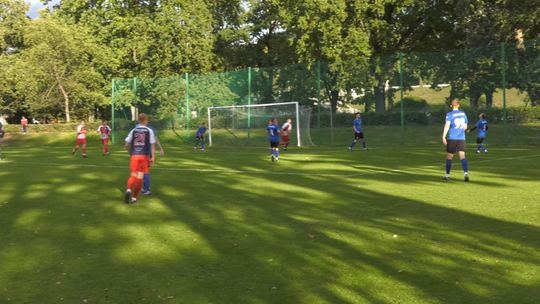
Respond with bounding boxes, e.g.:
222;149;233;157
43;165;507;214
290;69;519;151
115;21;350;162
348;112;367;151
194;122;207;152
442;99;470;182
468;113;488;154
20;116;28;134
124;113;156;204
72;121;88;158
280;118;292;151
97;120;112;155
139;123;164;195
267;118;280;162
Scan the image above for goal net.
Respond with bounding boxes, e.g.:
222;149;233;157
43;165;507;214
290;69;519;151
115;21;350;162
207;102;314;147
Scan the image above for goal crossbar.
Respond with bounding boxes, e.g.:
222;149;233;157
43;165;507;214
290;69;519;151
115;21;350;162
207;102;301;147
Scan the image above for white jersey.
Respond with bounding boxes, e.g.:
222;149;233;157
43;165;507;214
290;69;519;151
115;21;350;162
76;124;87;139
281;122;292;136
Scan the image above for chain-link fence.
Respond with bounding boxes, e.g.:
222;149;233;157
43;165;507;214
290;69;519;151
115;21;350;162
112;39;540;146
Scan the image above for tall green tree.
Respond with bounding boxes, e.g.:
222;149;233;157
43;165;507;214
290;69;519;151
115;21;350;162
16;15;108;122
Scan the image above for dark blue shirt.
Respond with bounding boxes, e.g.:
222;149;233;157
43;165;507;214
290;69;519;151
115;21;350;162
125;125;156;156
267;123;280;142
476;119;488;138
196;127;207;137
353;118;363;133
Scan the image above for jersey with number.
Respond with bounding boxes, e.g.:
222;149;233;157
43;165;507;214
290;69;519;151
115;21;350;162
196;127;207;137
445;110;468;140
98;125;111;139
476;119;488;138
77;125;87;139
125;126;156;156
281;122;292;136
267;124;280;142
353;118;363;133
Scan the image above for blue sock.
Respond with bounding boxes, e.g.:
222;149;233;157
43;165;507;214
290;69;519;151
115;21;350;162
362;141;367;148
143;173;150;192
461;159;468;173
276;150;279;158
446;159;452;175
350;140;356;148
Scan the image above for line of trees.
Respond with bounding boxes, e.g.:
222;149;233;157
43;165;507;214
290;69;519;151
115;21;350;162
1;0;539;122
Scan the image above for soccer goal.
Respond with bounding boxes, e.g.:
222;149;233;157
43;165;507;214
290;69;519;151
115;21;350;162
207;102;313;147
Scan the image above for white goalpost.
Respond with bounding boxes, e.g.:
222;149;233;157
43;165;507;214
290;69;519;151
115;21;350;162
207;102;305;147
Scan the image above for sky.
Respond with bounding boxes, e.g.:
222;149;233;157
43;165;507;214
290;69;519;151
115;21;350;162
25;0;60;18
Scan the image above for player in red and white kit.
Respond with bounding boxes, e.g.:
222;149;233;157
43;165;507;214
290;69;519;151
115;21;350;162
72;121;88;158
280;118;293;151
124;113;156;204
97;120;112;155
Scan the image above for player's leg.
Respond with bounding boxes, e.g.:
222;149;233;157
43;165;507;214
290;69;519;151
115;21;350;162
476;138;482;153
349;134;358;150
201;138;206;151
444;140;456;180
72;143;79;155
360;133;367;150
142;173;150;195
131;171;144;202
458;140;469;181
194;137;199;150
82;143;87;158
275;146;279;161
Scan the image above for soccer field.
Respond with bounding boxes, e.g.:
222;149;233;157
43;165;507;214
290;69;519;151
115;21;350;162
0;130;539;304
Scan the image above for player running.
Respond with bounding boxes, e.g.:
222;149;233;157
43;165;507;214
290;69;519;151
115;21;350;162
72;121;88;158
348;112;367;151
124;113;156;204
194;122;207;152
280;118;292;151
97;120;112;155
442;99;470;182
21;116;28;134
468;113;488;154
267;118;280;162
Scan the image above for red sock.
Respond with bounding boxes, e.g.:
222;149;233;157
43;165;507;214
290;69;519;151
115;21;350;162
133;178;143;198
127;176;136;190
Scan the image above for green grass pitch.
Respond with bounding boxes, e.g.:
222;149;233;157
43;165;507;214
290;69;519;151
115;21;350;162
0;127;539;303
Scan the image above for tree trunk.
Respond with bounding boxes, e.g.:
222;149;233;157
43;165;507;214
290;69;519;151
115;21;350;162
329;89;339;113
374;77;386;113
469;92;481;110
485;89;494;109
387;87;395;113
58;82;71;123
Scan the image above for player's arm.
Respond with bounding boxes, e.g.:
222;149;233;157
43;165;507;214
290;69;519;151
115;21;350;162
442;121;450;145
150;144;156;163
155;137;164;156
124;129;134;151
149;129;158;161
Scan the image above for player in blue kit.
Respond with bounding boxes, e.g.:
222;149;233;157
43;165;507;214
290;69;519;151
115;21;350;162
348;112;367;151
468;113;488;153
194;122;207;152
267;118;280;162
442;99;470;182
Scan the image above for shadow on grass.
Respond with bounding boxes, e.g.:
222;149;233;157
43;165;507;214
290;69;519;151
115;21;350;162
0;136;539;303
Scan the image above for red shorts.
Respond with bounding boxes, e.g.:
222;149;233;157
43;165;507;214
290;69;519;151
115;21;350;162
76;138;87;145
281;135;290;142
101;139;109;145
130;155;150;174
